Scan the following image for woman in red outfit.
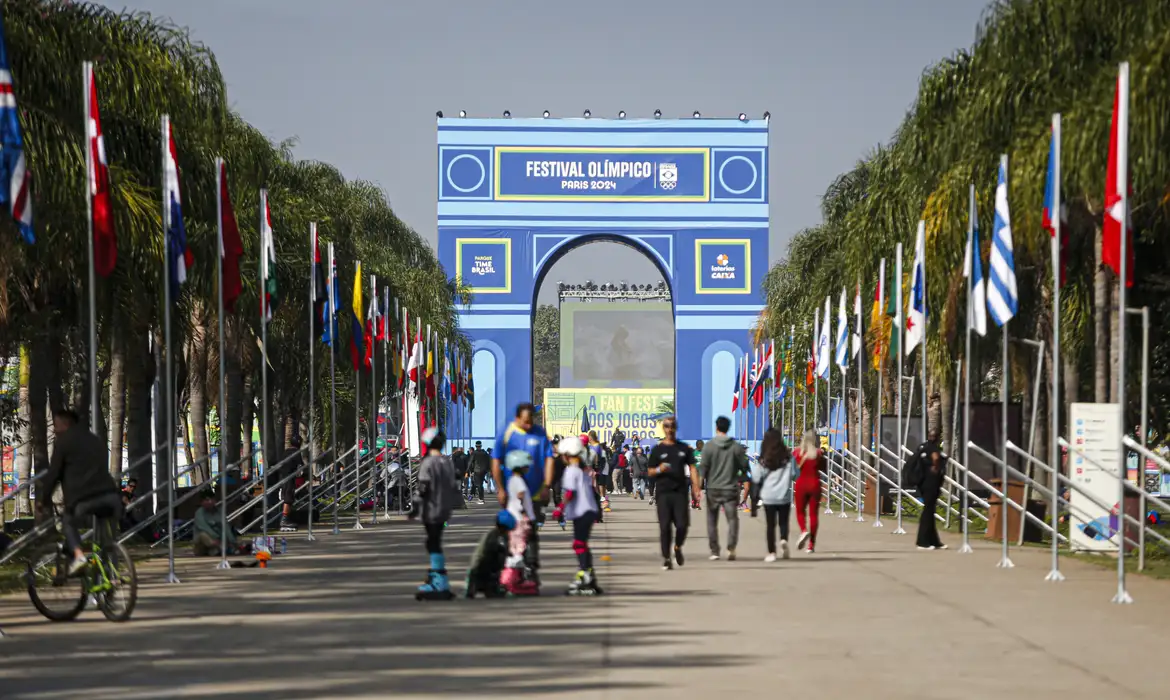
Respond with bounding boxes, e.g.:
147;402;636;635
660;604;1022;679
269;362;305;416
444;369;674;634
792;430;824;553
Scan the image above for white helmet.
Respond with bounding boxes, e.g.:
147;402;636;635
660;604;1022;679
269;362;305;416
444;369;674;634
558;435;584;457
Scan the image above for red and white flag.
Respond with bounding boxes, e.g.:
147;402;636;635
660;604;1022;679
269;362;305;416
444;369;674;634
407;323;425;394
85;62;115;276
1103;62;1134;288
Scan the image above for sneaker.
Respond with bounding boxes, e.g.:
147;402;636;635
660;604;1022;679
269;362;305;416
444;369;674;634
780;540;791;560
67;554;89;577
727;549;737;561
805;548;815;555
936;543;948;550
674;547;685;567
764;553;777;563
917;546;934;551
708;553;720;561
797;531;811;550
662;558;673;571
477;498;485;505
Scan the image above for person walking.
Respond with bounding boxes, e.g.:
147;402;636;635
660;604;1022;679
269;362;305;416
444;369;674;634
629;445;649;500
699;416;748;561
647;416;701;570
751;428;796;561
792;430;824;554
910;431;948;550
470;440;491;504
491;403;555;574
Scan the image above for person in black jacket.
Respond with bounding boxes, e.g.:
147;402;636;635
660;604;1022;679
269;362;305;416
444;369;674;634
38;410;122;575
909;432;948;550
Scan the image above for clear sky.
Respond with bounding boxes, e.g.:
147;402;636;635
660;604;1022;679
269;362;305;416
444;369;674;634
103;0;988;303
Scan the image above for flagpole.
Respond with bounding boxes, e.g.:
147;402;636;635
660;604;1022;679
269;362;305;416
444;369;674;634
328;243;340;535
893;242;906;535
1113;62;1132;604
824;308;834;515
874;259;885;528
1046;113;1064;580
83;62;100;436
260;188;271;547
306;222;318;542
995;155;1015;569
161;114;179;584
369;273;378;527
918;221;928;471
353;260;364;531
961;185;975;554
856;281;865;522
215;158;231;569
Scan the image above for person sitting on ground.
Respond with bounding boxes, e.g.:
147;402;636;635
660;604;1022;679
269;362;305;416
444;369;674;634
193;488;238;556
37;409;123;576
464;510;516;599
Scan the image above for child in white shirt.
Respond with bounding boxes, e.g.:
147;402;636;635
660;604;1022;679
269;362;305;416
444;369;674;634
500;450;538;595
552;436;603;595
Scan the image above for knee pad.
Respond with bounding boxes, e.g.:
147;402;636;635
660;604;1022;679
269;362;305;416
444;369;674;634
572;539;589;555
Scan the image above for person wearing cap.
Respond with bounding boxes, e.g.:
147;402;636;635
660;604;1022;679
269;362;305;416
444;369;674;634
412;427;457;600
491;403;555;570
552;435;603;595
465;510;516;598
193;488;237;557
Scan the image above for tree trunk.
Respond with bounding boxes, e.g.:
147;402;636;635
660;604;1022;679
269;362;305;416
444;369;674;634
1094;229;1109;403
15;346;32;514
940;379;955;456
125;332;155;501
186;305;210;482
224;323;243;469
108;335;126;480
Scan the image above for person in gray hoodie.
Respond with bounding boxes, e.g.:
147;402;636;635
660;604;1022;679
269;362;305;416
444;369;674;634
699;416;749;560
750;428;796;561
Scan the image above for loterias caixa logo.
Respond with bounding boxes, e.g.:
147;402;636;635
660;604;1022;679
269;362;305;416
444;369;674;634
695;240;750;294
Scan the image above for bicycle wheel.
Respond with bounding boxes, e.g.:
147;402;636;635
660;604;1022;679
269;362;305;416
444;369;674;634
26;550;86;622
96;542;137;622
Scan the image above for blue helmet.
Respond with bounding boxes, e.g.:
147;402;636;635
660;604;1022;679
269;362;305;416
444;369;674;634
496;510;517;530
504;449;533;471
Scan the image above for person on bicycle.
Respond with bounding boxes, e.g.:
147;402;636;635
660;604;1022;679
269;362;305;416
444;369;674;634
37;410;122;576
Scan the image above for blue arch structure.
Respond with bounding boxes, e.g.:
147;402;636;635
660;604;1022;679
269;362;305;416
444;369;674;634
438;117;768;443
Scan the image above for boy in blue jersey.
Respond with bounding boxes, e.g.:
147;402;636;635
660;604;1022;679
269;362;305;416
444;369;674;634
491;403;555;574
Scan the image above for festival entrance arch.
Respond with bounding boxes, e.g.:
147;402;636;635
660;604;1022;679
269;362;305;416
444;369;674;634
437;116;769;444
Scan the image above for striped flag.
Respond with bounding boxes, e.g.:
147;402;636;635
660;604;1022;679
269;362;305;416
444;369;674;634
0;9;31;243
964;193;987;336
834;288;848;370
988;156;1018;326
163;118;192;296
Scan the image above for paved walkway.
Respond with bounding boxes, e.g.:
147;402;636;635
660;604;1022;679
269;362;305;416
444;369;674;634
0;496;1167;699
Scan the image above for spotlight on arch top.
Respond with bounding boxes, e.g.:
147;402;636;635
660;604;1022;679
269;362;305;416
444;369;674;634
692;111;701;118
654;109;662;119
503;110;511;118
543;110;550;118
459;110;467;118
738;113;747;121
583;109;591;118
435;111;443;118
618;110;626;119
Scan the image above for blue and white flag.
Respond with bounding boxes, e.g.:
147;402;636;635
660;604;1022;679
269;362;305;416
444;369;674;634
988;157;1018;326
835;288;849;370
0;8;32;244
905;221;926;355
964;195;988;336
817;297;831;379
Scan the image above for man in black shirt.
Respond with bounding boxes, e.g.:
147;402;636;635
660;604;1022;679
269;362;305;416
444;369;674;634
647;416;702;570
38;410;122;575
470;441;491;504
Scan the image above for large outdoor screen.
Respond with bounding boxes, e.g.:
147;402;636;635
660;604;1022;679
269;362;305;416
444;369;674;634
559;301;673;388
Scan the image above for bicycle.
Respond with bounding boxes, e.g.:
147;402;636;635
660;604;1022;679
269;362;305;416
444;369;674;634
24;506;138;623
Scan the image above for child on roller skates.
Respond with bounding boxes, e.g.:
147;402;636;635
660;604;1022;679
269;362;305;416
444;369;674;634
412;428;457;601
552;436;603;596
464;510;516;599
500;450;539;595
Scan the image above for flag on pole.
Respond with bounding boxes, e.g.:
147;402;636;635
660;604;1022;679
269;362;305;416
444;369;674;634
905;221;927;354
321;251;339;347
988;157;1018;326
870;259;887;369
396;310;407;390
311;226;327;333
163;119;192;295
748;347;760;408
349;262;365;371
731;355;742;412
1103;63;1133;288
465;363;475;411
0;10;32;244
425;332;436;399
806;327;816;390
753;342;771;408
835;288;849;369
964;194;988;336
218;162;243;312
260;192;280;322
85;63;115;275
817;297;831;379
852;284;862;359
441;343;453;402
407;325;424;394
362;277;378;371
1042;122;1068;287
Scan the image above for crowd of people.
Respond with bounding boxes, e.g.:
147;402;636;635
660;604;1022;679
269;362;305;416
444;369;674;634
404;400;878;600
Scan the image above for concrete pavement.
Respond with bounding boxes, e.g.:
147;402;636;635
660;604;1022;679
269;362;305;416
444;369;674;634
0;496;1167;699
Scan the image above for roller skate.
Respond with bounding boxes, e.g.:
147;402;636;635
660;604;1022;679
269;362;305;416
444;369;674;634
566;569;603;596
415;554;455;601
279;516;297;533
500;566;539;596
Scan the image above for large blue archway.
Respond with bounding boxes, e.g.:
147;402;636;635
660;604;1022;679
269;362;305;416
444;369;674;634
437;117;768;444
